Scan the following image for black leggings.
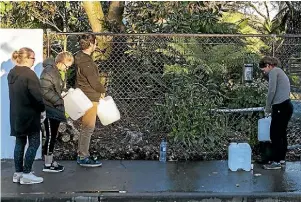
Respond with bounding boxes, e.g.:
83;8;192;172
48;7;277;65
43;118;60;155
14;133;40;173
270;99;294;162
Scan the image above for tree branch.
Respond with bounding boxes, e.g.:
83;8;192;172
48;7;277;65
31;9;62;32
285;1;293;11
247;2;267;20
44;20;62;32
264;1;270;21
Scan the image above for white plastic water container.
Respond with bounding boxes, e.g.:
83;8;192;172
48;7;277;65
63;88;93;120
228;143;252;171
258;117;271;141
97;96;120;126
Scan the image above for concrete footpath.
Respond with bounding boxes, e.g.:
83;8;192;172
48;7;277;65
1;160;301;202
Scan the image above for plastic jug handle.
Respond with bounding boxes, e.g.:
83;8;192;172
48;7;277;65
68;88;74;92
61;91;67;98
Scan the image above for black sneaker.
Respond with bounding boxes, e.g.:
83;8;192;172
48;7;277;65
268;160;286;168
77;156;102;167
43;161;64;173
263;162;281;170
280;160;286;168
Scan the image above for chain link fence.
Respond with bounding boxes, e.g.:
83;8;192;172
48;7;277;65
45;33;301;160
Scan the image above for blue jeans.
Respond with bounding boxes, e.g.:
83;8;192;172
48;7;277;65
14;133;40;173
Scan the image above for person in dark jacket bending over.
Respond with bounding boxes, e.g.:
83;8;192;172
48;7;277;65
259;56;294;170
8;47;45;184
75;34;106;167
40;52;74;172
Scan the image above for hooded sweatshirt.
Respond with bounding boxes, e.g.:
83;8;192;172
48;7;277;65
74;51;106;102
8;65;45;136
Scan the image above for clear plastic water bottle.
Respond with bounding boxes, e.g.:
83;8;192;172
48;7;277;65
159;138;167;162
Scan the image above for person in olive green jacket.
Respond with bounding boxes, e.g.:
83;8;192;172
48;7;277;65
74;34;106;167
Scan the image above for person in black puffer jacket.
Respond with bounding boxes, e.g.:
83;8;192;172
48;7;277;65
40;52;74;173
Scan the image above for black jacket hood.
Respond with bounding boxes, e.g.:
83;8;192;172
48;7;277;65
8;66;20;84
43;57;55;68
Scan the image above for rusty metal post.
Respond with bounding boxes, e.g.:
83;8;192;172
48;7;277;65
271;34;276;57
63;34;68;52
46;28;51;57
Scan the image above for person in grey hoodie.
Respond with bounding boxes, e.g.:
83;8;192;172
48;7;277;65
259;56;294;170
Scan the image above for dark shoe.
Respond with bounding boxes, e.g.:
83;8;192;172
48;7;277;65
263;162;281;170
280;160;286;168
77;156;102;167
43;161;64;173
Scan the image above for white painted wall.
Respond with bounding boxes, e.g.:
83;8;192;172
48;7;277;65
0;29;44;159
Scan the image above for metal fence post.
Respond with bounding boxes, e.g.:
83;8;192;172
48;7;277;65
271;34;276;57
63;34;67;52
46;28;51;57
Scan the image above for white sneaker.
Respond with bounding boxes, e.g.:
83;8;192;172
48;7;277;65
20;172;43;185
13;172;23;183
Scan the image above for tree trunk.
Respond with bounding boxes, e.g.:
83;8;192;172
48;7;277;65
82;1;112;60
107;1;125;32
82;1;105;32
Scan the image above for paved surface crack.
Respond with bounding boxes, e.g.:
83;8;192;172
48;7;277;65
120;160;127;169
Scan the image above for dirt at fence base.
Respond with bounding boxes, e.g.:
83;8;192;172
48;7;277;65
52;118;301;162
